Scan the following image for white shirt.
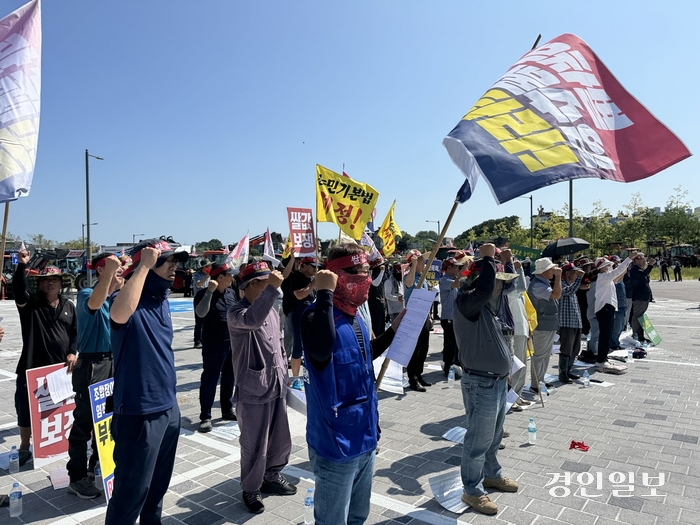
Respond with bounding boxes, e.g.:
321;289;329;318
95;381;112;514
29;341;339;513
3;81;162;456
595;258;632;313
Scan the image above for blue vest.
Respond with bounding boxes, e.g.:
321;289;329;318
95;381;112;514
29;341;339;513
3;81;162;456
304;305;378;462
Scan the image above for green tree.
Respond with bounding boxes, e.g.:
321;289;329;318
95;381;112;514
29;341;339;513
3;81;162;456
28;233;56;250
658;186;699;246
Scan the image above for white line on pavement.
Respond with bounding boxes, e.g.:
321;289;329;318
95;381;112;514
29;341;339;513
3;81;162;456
0;368;16;379
643;359;700;367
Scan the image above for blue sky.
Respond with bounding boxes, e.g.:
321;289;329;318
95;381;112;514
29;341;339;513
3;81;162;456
3;0;698;247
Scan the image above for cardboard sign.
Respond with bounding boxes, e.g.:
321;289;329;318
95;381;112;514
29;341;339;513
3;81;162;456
26;364;76;469
89;378;115;501
287;207;316;257
639;313;662;346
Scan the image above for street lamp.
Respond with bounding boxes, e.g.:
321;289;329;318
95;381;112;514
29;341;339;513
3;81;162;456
82;223;97;251
132;233;144;245
85;150;103;286
520;195;534;248
426;220;441;244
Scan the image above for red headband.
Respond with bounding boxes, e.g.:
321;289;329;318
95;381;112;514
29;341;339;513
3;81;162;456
210;266;230;279
326;252;369;271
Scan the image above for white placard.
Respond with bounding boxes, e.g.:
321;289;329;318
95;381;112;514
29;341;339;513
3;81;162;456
385;288;437;367
510;356;525;376
286;388;307;416
504;388;519;412
46;367;74;405
428;470;467;513
373;353;404;394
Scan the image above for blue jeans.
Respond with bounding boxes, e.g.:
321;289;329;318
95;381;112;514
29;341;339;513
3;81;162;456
309;448;375;525
610;307;626;348
588;317;599;354
460;374;507;496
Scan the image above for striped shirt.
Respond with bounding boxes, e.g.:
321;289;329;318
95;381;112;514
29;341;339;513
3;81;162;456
558;277;582;328
439;275;459;320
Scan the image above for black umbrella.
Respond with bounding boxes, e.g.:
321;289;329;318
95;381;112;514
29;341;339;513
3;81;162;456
541;237;590;257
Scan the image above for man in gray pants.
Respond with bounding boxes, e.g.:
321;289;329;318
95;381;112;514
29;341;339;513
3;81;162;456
228;262;296;515
527;258;562;392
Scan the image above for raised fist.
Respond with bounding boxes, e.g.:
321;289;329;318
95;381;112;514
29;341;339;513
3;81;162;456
267;270;284;289
207;279;218;292
139;247;160;270
552;267;562;277
314;270;338;292
103;255;122;276
18;249;29;264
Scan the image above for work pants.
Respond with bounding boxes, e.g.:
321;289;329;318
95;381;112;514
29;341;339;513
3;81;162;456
199;339;235;421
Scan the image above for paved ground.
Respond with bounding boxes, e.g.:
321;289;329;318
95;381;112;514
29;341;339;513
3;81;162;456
0;282;699;524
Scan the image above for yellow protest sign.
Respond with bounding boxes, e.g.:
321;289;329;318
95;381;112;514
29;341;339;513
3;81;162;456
281;235;293;259
316;164;379;241
378;201;401;257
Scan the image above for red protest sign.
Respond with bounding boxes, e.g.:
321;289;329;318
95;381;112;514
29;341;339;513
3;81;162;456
26;364;75;469
287;207;316;257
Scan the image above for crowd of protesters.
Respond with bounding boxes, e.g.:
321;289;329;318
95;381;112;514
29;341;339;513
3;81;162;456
7;236;663;523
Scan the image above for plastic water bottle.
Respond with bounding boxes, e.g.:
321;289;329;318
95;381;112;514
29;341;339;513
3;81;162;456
627;349;634;363
9;482;22;517
540;381;549;396
94;464;102;488
304;488;314;524
583;370;590;388
447;367;455;388
527;418;537;445
9;445;19;474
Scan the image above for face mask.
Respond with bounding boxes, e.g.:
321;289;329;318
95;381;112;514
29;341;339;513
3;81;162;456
333;271;372;316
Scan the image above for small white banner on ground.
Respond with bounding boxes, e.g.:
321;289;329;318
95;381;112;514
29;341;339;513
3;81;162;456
210;422;241;441
386;288;437;367
442;427;466;444
428;470;467;513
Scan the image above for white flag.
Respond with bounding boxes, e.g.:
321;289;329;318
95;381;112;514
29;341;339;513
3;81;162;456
262;228;279;268
226;233;249;272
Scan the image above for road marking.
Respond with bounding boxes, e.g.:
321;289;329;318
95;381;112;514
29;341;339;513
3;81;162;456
643;359;700;367
0;368;16;379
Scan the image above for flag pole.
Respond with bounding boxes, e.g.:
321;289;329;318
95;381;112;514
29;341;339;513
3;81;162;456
0;202;10;299
376;199;460;391
377;34;543;392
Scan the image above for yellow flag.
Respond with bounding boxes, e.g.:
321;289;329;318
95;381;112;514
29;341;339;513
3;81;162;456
523;291;538;357
281;235;293;259
377;201;402;257
316;164;379;241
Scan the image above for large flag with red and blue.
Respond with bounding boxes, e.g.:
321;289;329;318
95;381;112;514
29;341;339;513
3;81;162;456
444;34;691;205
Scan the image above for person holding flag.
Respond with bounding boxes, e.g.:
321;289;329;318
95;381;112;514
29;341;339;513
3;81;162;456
453;244;519;515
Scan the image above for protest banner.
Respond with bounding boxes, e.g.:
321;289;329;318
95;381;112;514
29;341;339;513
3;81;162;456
26;363;75;469
287;207;316;257
377;200;401;257
639;313;662;346
316;164;379;241
89;378;115;501
385;288;437;367
281;235;293;259
425;259;442;288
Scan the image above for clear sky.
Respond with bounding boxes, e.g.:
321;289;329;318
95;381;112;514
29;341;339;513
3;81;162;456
3;0;698;247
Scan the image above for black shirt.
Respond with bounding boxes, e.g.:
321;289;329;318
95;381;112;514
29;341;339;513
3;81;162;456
13;264;77;377
194;287;238;344
281;271;316;315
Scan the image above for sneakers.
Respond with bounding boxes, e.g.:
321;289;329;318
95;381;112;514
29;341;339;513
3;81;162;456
222;411;237;421
516;398;531;406
409;382;426;392
260;475;297;496
502;430;510;438
462;493;498;515
68;476;102;499
242;490;265;514
595;360;628;375
18;449;32;466
483;476;519;492
199;419;213;433
498;442;505;450
291;379;303;391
